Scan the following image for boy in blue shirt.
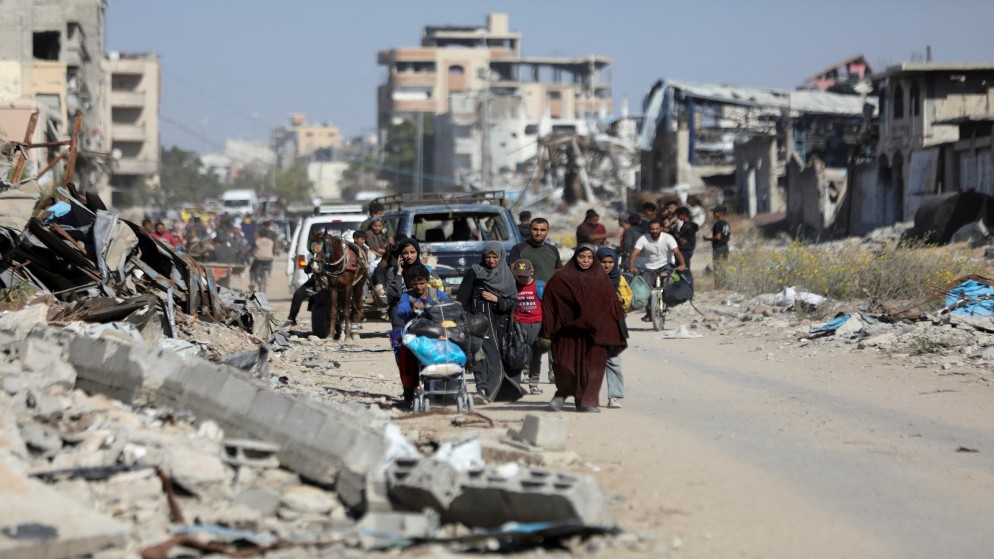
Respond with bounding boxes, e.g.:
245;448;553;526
395;265;448;409
396;265;448;323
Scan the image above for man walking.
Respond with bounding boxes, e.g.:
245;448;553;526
510;217;562;384
672;207;698;270
628;218;686;322
517;210;532;239
576;209;608;246
510;218;562;286
703;206;731;288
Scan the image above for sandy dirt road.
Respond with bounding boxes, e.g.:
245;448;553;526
565;322;994;558
263;258;994;558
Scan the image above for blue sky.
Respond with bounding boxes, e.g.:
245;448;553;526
106;0;994;154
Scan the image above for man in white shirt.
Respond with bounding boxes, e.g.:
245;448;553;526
628;218;686;321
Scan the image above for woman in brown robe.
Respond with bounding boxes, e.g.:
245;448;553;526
540;244;627;412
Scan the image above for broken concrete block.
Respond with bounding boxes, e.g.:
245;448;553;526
18;419;62;458
165;443;233;498
356;510;440;549
512;414;568;451
0;455;129;559
7;339;76;389
0;304;49;336
280;484;340;515
233;488;281;517
222;438;280;469
387;457;616;530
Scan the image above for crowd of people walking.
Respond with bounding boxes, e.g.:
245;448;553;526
369;196;731;413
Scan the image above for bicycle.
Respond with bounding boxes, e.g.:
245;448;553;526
249;258;272;293
635;266;673;331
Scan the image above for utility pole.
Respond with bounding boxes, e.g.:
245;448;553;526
480;68;492;190
414;112;424;195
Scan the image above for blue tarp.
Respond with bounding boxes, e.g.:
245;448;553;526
946;279;994;316
809;313;852;334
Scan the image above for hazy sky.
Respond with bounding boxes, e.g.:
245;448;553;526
106;0;994;154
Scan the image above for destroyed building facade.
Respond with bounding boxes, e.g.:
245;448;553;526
0;0;109;195
377;12;612;191
638;79;872;230
0;0;162;209
842;63;994;235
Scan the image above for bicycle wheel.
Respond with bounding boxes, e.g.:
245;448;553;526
258;270;268;293
650;289;666;331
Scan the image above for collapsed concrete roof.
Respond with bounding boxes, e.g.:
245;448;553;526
639;78;877;150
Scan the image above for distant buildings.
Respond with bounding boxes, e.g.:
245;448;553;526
377;12;612;191
0;0;111;198
105;52;161;203
0;0;163;207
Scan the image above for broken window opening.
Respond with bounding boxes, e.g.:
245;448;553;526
448;65;464;75
910;83;921;117
33;31;61;61
892;83;904;119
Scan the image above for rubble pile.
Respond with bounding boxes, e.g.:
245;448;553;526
0;182;276;343
673;280;994;378
0;301;620;557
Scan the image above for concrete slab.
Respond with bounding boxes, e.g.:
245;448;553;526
0;455;129;559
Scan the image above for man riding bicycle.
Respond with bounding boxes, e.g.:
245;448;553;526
628;218;686;322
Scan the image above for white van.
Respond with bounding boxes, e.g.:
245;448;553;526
221;189;258;217
285;206;367;294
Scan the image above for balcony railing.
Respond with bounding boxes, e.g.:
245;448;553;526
111;91;146;107
111;123;146;141
113;159;158;175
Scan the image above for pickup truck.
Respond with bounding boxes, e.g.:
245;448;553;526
377;191;522;290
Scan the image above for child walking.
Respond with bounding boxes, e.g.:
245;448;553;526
597;247;631;408
511;259;546;395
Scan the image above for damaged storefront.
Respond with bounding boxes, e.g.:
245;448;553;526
638;78;874;228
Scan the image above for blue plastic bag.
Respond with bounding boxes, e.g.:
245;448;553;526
403;335;467;367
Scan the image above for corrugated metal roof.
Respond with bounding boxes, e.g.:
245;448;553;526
667;79;872;115
638;78;877;151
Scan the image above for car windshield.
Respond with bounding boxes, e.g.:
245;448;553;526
223;199;251;209
410;212;511;243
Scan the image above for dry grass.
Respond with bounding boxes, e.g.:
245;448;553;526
717;240;988;303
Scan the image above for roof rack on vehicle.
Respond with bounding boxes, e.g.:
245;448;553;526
372;190;507;210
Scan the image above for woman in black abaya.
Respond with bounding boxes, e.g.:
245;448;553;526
457;241;526;403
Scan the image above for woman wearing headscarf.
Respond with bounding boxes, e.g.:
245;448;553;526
540;245;627;412
597;246;632;409
457;241;526;403
385;237;430;329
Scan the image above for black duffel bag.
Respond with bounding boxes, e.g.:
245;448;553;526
663;272;694;307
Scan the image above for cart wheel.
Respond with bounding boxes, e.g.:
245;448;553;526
456;396;465;414
412;397;422;413
466;393;475;411
422;398;430;413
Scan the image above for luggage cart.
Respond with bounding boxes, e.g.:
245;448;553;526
411;359;474;413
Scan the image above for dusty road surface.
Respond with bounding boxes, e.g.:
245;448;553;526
262;258;994;558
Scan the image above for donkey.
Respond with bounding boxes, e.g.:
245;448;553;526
310;232;368;340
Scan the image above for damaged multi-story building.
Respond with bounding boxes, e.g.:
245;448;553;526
104;51;160;206
0;0;109;197
0;0;159;208
638;78;873;228
376;12;612;191
841;63;994;236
